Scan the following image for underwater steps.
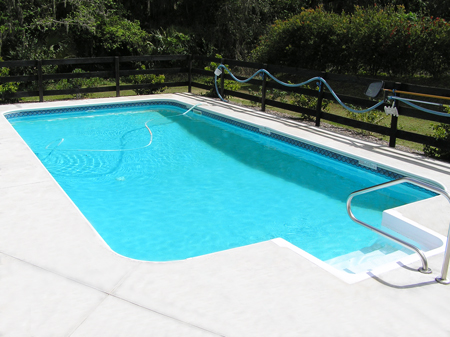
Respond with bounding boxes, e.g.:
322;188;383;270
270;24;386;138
326;241;411;274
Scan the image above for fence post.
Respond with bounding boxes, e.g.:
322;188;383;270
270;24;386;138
261;64;268;112
389;82;401;148
115;56;120;97
37;60;44;102
188;55;192;93
315;72;326;127
220;58;225;98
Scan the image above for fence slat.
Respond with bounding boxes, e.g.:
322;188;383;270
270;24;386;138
0;60;37;67
44;86;117;96
0;75;37;83
120;55;189;62
43;71;113;80
119;68;188;76
41;57;115;66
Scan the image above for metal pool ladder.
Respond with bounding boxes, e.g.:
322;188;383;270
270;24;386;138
347;177;450;284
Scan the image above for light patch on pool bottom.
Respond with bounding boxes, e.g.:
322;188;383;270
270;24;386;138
274;208;446;284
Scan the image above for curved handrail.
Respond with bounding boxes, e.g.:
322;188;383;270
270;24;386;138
347;177;450;281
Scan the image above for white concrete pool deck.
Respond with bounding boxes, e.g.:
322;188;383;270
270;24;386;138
1;93;450;336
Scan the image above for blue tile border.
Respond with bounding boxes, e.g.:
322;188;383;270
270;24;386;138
201;110;436;196
4;99;434;195
201;110;404;180
4;100;187;120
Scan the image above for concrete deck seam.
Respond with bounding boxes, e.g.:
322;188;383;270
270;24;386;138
66;292;110;336
1;250;227;337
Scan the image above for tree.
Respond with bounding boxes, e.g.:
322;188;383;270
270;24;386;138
171;0;308;59
0;0;152;59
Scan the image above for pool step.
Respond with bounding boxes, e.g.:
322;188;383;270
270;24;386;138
325;242;411;274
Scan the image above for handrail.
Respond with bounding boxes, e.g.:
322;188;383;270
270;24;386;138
347;177;450;283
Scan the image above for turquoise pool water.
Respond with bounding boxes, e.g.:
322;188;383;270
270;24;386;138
9;102;432;261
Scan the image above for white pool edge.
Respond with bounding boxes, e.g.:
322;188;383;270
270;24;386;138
271;206;447;284
2;94;449;284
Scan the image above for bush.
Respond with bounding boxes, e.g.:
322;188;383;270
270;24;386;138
424;122;450;161
125;65;166;95
290;85;330;121
252;5;450;77
252;7;340;71
51;68;105;99
0;58;19;104
247;84;329;120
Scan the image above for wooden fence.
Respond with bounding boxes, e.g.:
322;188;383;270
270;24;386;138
1;54;450;151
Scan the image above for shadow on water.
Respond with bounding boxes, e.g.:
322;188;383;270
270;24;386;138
170;114;432;212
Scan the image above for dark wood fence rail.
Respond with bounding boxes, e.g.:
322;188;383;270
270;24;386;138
0;55;191;101
1;54;450;151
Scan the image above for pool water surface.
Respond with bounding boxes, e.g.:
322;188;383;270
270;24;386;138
8;102;433;262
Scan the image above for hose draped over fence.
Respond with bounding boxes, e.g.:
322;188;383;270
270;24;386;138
214;64;450;117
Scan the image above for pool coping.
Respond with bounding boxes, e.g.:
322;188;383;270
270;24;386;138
2;93;450;336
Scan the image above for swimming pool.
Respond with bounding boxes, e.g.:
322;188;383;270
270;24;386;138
4;98;445;280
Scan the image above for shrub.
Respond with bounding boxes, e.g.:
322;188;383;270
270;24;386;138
247;84;329;120
247;87;289;107
52;68;105;99
252;6;340;71
290;85;330;121
346;108;388;136
151;28;192;55
424;122;450;161
125;65;166;95
0;58;19;104
252;5;450;77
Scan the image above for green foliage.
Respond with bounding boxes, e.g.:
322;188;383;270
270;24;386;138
98;16;152;55
346;108;388;136
151;28;192;55
3;0;450;63
252;5;450;77
0;58;19;103
321;0;428;15
0;0;152;59
291;87;330;121
424;107;450;160
252;6;348;71
204;55;224;73
175;0;308;59
125;65;166;95
347;110;387;125
247;84;329;120
268;89;289;104
203;55;241;97
51;68;104;98
423;123;450;160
